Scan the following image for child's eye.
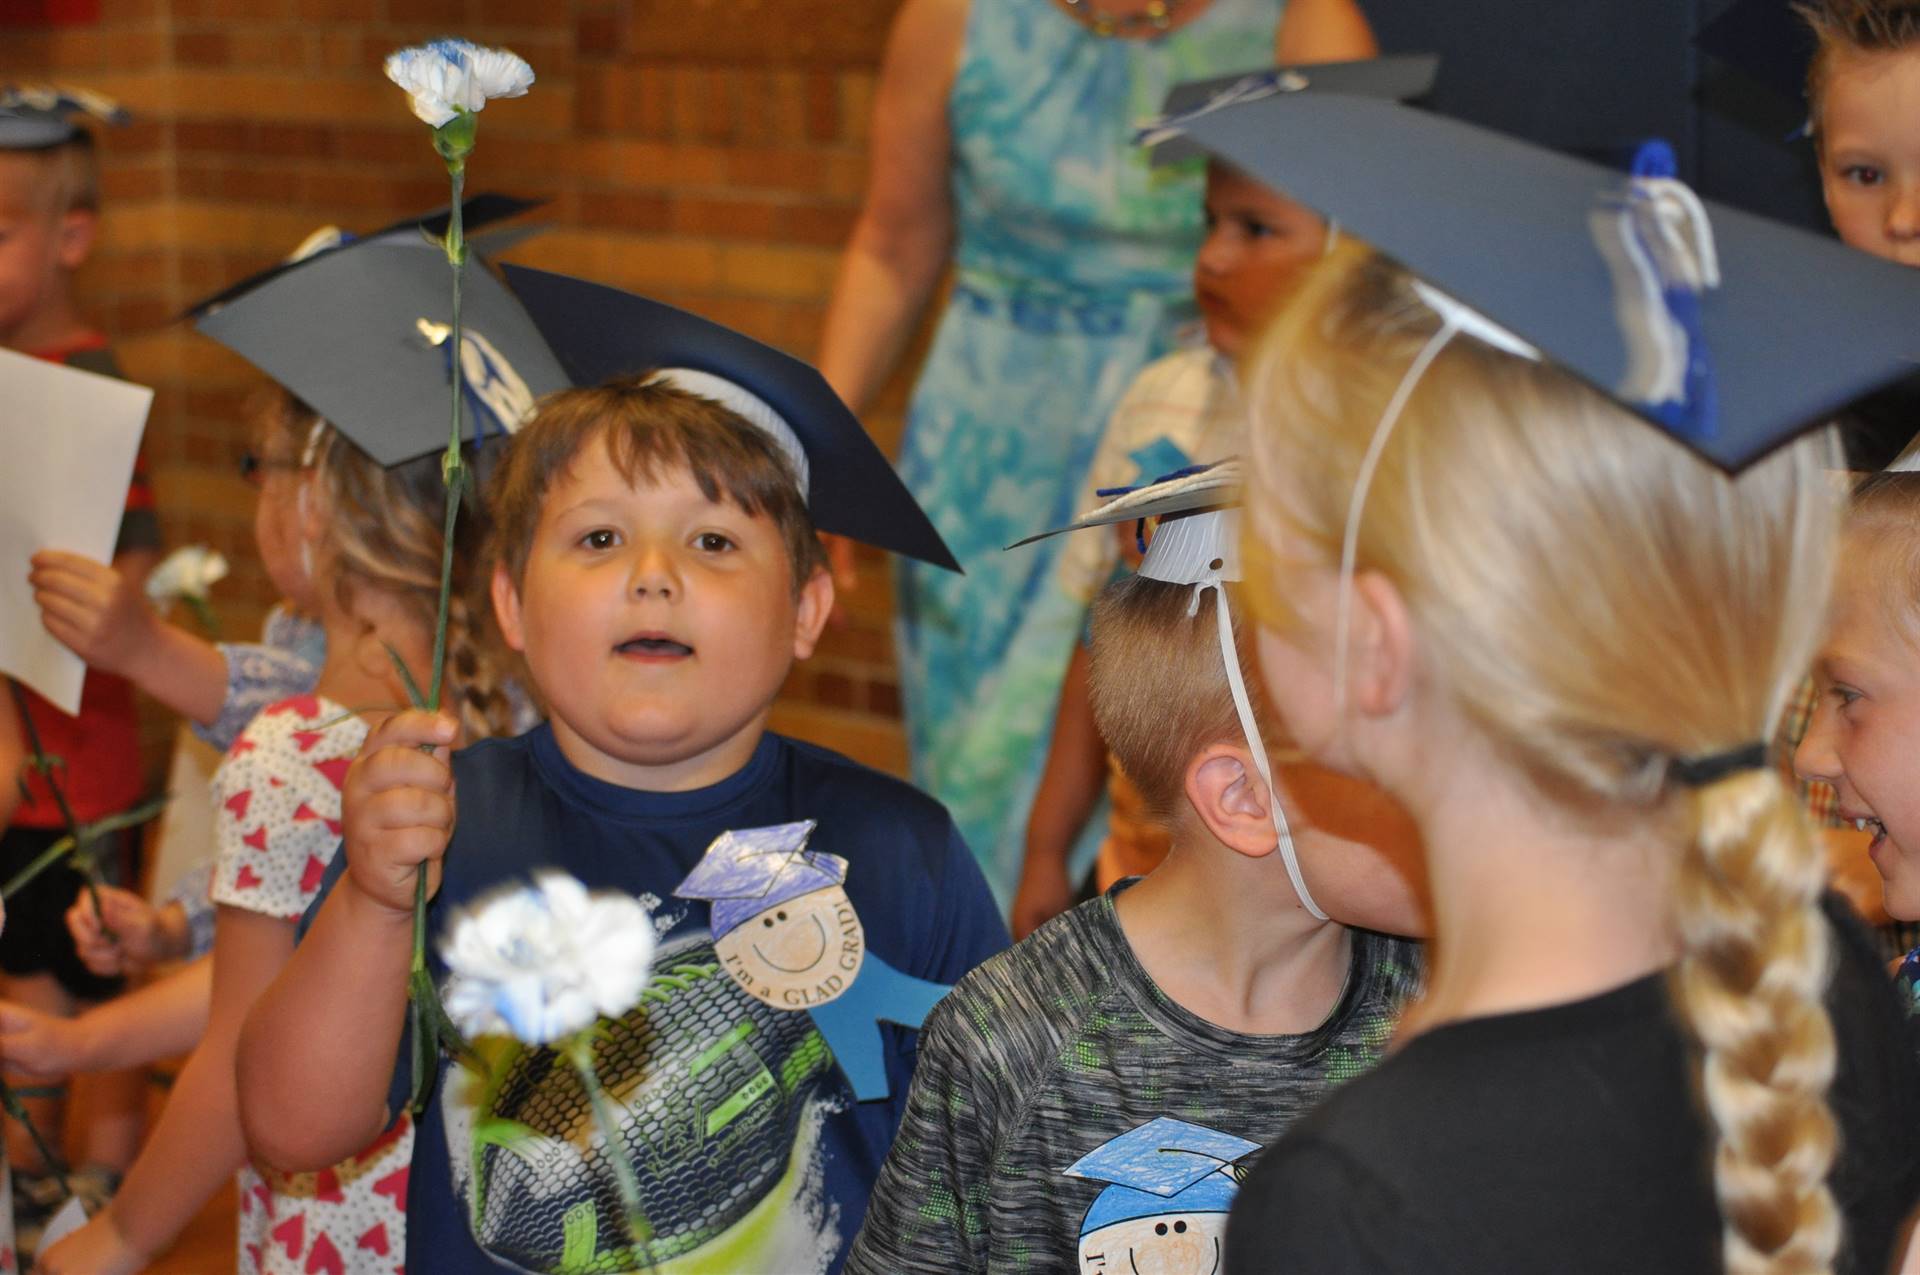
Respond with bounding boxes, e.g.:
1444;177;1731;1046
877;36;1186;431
1842;164;1886;188
579;529;618;550
1831;684;1864;709
694;532;736;553
1241;216;1279;239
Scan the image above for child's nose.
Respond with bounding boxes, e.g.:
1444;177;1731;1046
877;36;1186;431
1887;184;1920;240
628;546;680;598
1793;699;1841;787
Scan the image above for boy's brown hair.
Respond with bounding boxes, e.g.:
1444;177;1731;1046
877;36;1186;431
1847;469;1920;640
0;137;103;217
1798;0;1920;137
1087;571;1277;826
487;374;829;593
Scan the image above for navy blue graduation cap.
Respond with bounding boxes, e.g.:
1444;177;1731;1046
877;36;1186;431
182;193;543;321
501;265;961;571
1696;0;1820;104
0;85;128;150
1153;90;1920;470
1063;1118;1259;1237
1139;54;1440;165
193;216;570;468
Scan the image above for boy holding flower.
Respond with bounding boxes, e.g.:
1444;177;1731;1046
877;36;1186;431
238;342;1008;1274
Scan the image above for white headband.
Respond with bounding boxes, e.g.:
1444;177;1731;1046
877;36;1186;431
647;367;811;500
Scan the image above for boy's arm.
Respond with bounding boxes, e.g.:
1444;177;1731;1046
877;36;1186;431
1014;643;1106;939
0;955;210;1077
236;709;457;1170
1275;0;1378;61
0;687;22;829
29;549;228;725
37;910;285;1275
844;997;999;1275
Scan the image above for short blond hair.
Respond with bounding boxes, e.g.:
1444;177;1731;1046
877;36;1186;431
1087;571;1273;826
1797;0;1920;139
1846;470;1920;641
0;137;102;216
1243;241;1845;1275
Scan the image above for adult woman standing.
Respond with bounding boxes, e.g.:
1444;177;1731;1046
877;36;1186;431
819;0;1375;901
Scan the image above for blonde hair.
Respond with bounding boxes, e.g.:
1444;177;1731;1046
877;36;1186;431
1242;243;1846;1274
1087;572;1274;824
265;391;518;742
1846;470;1920;641
0;138;102;216
1797;0;1920;139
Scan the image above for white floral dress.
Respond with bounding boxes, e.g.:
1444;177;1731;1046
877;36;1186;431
212;695;412;1275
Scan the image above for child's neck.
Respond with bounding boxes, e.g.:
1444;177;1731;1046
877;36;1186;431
1114;839;1352;1036
5;296;93;357
548;709;772;794
312;590;435;732
1395;737;1677;1038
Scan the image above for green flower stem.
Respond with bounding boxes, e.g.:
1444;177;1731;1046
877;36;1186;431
0;1075;71;1202
6;679;114;942
563;1033;654;1260
0;795;172;902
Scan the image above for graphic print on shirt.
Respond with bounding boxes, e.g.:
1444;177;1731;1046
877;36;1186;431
441;822;949;1273
674;821;953;1102
1065;1118;1261;1275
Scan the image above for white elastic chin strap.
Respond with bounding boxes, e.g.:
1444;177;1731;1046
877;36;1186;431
646;368;810;500
1141;509;1326;920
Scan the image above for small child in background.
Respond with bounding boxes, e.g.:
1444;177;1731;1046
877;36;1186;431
1795;471;1920;998
1802;0;1920;265
849;467;1422;1274
237;298;1009;1273
1013;160;1329;937
0;83;158;1234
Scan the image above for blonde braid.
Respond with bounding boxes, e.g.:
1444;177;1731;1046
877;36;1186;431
1675;769;1840;1274
444;590;517;742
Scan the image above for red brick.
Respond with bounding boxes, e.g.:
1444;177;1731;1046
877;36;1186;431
386;0;466;22
577;188;672;233
576;10;619;56
673;194;780;241
785;202;855;247
173;29;230;62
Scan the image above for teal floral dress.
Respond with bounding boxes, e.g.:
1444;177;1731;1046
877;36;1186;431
894;0;1283;903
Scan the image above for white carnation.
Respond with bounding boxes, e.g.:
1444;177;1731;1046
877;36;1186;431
384;39;534;129
440;872;656;1046
144;545;228;604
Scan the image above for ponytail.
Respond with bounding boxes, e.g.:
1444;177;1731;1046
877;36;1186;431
1673;768;1839;1274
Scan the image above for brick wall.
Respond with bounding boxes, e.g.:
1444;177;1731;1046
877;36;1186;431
8;0;920;775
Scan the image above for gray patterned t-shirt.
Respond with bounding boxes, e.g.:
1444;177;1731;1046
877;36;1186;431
845;889;1421;1274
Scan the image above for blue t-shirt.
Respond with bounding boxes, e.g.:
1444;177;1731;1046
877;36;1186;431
379;724;1009;1274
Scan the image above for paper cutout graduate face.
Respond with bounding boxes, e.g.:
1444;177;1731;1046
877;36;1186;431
675;821;866;1009
1065;1118;1259;1275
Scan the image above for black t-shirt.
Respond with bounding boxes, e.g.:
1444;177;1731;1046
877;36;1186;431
1226;896;1920;1274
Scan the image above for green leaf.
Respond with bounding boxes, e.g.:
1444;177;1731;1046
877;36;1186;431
383;642;428;709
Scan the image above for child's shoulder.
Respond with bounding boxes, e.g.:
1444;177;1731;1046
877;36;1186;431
929;896;1121;1045
774;733;956;832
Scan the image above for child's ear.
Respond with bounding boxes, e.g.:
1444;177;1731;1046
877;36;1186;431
791;566;834;661
1347;570;1415;720
1185;742;1280;860
491;561;528;654
55;208;96;271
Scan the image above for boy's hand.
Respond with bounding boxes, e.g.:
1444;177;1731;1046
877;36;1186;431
36;1208;150;1275
28;549;159;676
342;710;458;917
0;1000;87;1078
67;885;182;976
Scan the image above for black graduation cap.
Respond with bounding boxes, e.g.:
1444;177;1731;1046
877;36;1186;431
1156;90;1920;470
1139;54;1440;165
194;228;571;468
182;193;543;320
501;265;960;572
0;85;128;150
1696;0;1819;104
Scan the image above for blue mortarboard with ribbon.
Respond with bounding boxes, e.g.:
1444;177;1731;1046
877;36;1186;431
0;84;129;150
190;198;567;469
1011;461;1327;922
499;265;962;571
1152;89;1920;470
1064;1118;1260;1236
1138;53;1440;165
674;820;848;939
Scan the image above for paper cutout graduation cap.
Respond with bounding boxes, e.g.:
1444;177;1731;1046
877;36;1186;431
499;265;961;571
1009;461;1327;921
193;214;569;468
1139;53;1440;164
1695;0;1819;104
674;820;849;939
1153;89;1920;470
1064;1118;1259;1237
0;85;128;150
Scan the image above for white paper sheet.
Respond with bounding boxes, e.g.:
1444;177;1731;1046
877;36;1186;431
0;346;154;715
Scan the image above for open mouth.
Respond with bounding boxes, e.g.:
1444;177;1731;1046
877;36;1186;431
1854;815;1889;852
616;633;694;659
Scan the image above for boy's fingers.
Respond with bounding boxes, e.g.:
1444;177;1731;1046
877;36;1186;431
362;786;455;834
364;709;458;754
358;745;454;795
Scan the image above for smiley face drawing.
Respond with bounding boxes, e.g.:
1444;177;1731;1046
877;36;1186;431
1064;1118;1262;1275
675;820;952;1102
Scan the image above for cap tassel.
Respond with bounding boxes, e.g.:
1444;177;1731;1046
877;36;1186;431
1594;141;1722;439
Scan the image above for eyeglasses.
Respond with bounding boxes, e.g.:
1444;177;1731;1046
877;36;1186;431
237;451;307;487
